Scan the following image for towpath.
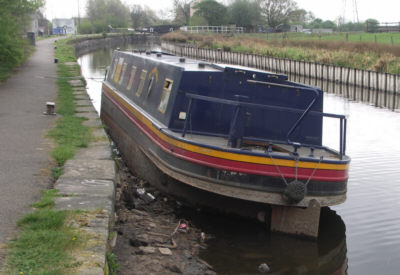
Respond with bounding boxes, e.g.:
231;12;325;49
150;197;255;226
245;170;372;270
0;38;57;266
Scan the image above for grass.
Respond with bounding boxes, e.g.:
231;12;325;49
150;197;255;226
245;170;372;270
242;32;400;45
6;190;81;274
162;31;400;74
47;39;91;167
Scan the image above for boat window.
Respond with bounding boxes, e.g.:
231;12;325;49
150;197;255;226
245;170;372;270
110;57;118;80
126;65;137;90
136;69;148;97
113;57;124;83
158;79;173;113
118;62;128;85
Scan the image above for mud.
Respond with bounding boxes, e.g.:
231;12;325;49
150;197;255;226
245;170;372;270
112;157;216;275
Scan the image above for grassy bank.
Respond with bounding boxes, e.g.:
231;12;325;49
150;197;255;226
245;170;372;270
5;38;92;274
48;39;91;176
162;32;400;74
6;190;83;274
242;32;400;45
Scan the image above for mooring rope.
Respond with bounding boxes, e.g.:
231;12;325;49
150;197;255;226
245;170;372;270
305;156;324;186
267;152;288;186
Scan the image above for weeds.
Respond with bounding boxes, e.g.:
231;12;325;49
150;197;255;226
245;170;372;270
106;252;120;275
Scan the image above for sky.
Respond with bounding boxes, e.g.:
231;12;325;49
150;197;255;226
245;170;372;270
44;0;400;24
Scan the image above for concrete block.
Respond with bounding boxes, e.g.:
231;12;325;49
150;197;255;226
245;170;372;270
83;119;102;128
76;112;99;120
55;178;114;198
69;79;84;87
76;106;97;113
62;159;115;181
75;100;92;106
74;144;112;160
54;196;113;213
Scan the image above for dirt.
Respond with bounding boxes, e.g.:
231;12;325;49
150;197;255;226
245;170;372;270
112;158;216;275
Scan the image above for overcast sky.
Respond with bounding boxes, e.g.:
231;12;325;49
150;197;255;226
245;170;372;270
45;0;399;23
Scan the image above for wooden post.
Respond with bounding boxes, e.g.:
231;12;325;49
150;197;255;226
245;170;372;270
361;70;365;102
315;63;318;79
333;65;336;83
367;70;371;102
375;71;379;107
393;76;397;111
384;73;388;107
353;68;357;100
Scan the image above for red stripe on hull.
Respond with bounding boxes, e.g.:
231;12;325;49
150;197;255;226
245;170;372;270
103;89;348;182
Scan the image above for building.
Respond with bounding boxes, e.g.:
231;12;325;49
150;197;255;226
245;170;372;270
52;18;76;35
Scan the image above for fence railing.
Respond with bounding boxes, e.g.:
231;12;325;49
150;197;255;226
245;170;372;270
180;26;244;33
162;42;400;111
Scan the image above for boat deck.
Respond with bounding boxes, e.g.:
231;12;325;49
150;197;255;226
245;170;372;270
166;130;339;160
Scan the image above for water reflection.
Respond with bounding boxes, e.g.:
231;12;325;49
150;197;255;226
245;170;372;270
289;74;400;111
193;208;347;275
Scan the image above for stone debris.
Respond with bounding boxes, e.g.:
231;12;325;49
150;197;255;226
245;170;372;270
138;246;156;254
112;157;215;274
159;247;172;256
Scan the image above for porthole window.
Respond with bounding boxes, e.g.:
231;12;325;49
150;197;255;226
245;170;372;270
110;57;118;79
118;62;128;85
113;57;124;83
126;65;137;90
158;79;173;113
136;69;147;97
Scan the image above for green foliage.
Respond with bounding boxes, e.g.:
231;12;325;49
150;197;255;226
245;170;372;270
7;209;79;274
189;15;208;26
130;5;160;29
106;252;120;275
0;0;44;81
86;0;130;33
32;189;59;209
194;0;228;25
228;0;261;30
260;0;298;27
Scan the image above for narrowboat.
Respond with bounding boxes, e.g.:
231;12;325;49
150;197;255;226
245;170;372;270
101;50;350;238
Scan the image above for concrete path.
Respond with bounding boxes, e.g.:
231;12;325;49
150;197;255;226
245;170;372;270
0;38;58;265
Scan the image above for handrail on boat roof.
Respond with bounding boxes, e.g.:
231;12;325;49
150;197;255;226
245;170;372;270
182;93;348;159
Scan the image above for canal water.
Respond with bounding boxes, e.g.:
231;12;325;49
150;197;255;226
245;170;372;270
78;45;400;275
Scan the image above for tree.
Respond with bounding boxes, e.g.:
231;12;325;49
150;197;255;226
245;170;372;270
173;0;191;26
287;9;314;25
130;5;159;29
193;0;228;26
259;0;298;28
366;18;379;33
86;0;130;32
228;0;262;30
0;0;44;80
